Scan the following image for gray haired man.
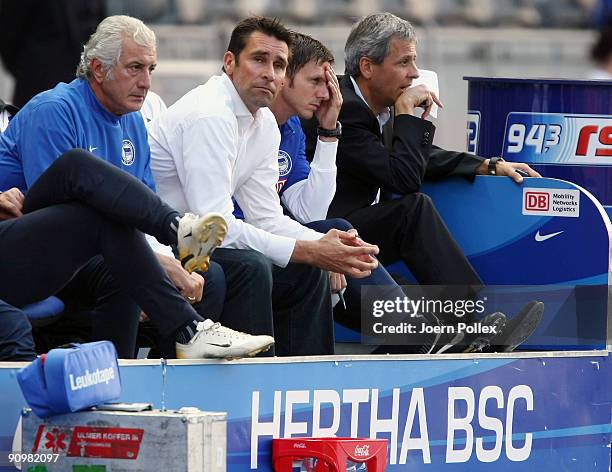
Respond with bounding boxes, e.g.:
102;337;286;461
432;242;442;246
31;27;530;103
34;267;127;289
0;15;273;360
303;12;544;352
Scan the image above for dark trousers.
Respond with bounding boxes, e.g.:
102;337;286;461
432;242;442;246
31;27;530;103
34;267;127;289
29;148;226;355
343;193;483;326
0;300;36;361
304;218;436;355
0;149;204;358
23;149;180;243
345;193;482;285
192;262;226;322
211;248;334;356
53;257;226;359
304;219;406;332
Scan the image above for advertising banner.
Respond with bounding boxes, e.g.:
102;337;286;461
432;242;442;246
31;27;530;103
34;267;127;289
465;77;612;211
162;355;612;471
385;177;610;349
1;354;611;471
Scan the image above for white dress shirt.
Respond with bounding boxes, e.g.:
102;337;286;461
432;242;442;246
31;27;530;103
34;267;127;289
350;76;391;132
148;74;322;267
0;110;10;134
140;91;168;130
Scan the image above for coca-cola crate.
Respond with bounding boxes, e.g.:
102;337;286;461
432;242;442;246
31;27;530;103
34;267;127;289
272;437;388;472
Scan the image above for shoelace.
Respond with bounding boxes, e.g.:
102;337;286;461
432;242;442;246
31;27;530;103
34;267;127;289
187;321;220;344
198;322;250;338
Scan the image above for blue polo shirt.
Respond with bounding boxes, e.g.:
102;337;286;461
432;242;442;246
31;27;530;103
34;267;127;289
0;78;154;191
276;115;311;195
234;115;310;219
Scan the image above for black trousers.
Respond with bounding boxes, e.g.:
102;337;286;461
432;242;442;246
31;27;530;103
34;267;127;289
344;193;483;325
345;193;482;285
211;248;334;356
304;219;437;351
0;149;203;358
304;219;405;331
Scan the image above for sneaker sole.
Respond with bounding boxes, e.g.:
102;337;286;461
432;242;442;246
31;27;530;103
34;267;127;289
181;213;228;273
463;313;507;353
176;340;274;360
224;341;274;361
495;301;545;352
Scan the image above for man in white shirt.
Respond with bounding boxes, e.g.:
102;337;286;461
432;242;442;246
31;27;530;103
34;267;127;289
149;17;379;356
140;90;167;128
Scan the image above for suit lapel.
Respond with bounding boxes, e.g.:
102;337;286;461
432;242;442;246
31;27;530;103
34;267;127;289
340;76;396;203
339;76;382;139
382;108;395;150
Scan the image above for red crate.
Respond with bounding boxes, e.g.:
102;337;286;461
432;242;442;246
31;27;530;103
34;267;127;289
273;437;388;472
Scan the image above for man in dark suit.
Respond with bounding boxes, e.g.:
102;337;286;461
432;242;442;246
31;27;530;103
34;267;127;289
307;11;540;287
304;12;544;352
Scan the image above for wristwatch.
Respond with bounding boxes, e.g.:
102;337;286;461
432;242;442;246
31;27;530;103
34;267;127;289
317;121;342;138
488;157;504;175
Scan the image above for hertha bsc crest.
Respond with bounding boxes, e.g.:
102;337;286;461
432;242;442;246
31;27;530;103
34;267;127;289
121;139;136;166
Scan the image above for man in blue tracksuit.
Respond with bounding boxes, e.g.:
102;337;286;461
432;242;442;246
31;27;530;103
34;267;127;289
0;68;153;192
0;16;230;358
268;34;412;346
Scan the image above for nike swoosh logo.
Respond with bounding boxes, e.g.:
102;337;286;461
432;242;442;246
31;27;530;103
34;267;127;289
88;146;98;153
207;342;232;348
535;230;564;242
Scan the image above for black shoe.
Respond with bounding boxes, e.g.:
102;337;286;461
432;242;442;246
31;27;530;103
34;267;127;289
485;301;545;352
461;312;507;353
426;312;505;354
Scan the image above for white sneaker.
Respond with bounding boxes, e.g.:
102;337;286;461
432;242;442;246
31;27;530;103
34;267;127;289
175;319;275;360
178;212;228;273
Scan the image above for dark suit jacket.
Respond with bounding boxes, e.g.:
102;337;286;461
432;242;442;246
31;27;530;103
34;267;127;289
303;75;485;218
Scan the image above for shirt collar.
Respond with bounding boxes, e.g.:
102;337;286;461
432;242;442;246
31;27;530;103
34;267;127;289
279;115;299;136
220;73;265;124
349;76;391;131
0;110;10;133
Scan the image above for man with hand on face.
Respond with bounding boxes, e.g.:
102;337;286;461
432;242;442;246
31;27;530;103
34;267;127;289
0;16;244;359
263;32;341;225
149;17;380;356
